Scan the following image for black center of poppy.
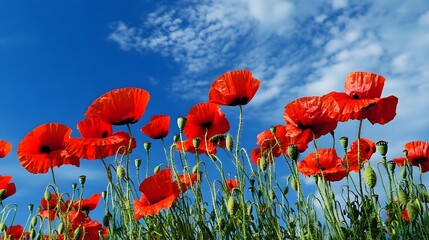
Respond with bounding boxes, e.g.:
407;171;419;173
413;156;427;163
364;147;370;153
231;97;249;106
352;93;359;99
115;117;136;126
39;145;51;154
101;131;109;138
201;121;213;129
297;121;310;130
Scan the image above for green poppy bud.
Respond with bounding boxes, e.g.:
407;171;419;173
192;137;201;149
376;140;388;157
218;217;225;230
226;134;234;151
177;117;187;131
154;165;161;173
79;175;86;185
173;134;180;143
103;214;110;227
31;216;38;227
269;189;276;200
143;142;151;151
73;227;82;240
116;165;125;179
259;156;268;171
287;145;299;161
291;177;298;192
397;189;408;204
283;185;289;196
57;222;64;234
364;166;377;188
44;190;52;202
269;125;276;133
28;204;34;213
247;204;253;216
400;167;407;179
30;228;36;239
71;182;77;190
0;189;6;200
134;158;142;168
102;190;108;199
406;200;419;222
227;196;238;216
340;136;349;149
192;164;199;174
420;189;429;203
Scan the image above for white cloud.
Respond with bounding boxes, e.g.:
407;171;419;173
332;0;348;10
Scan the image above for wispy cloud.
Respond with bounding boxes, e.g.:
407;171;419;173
109;0;429;143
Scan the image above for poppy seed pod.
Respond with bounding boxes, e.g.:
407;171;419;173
387;160;396;172
143;142;151;151
226;134;234;151
177;117;187;132
79;175;86;185
28;204;34;213
116;165;125;179
71;182;77;190
364;166;377;188
134;158;142;168
192;137;201;149
340;136;349;149
376;140;388;157
287;145;299;161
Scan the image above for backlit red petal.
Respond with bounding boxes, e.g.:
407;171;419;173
344;72;385;99
141;114;170;139
0;140;12;158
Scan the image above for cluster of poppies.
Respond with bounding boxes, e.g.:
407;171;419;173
1;69;429;238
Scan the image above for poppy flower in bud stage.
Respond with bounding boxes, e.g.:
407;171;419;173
0;175;16;200
175;139;218;155
343;138;376;172
297;148;348;182
0;140;12;158
183;102;230;140
67;117;136;160
284;96;338;144
18;123;80;174
393;141;429;173
323;72;398;124
225;179;239;191
85;87;150;125
208;69;260;106
1;225;30;240
141;114;170;139
134;168;197;219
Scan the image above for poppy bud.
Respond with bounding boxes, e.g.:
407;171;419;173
420;189;429;203
209;134;225;145
57;222;64;234
247;204;253;216
406;200;419;222
400;167;407;179
291;177;298;192
177;117;187;131
116;165;125;179
259;156;268;171
227;195;238;216
192;164;199;174
283;185;289;196
376;140;388;157
218;217;225;230
28;204;34;213
143;142;151;151
402;149;408;157
387;160;396;173
79;175;86;185
192;137;201;149
269;189;276;200
226;134;233;151
269;125;276;133
44;190;52;202
102;190;108;199
0;223;5;232
397;189;408;204
154;165;161;173
31;216;38;227
340;136;349;149
73;227;82;240
173;134;180;143
134;158;142;168
30;228;36;239
103;214;110;227
250;179;255;186
364;166;377;188
0;189;6;200
287;145;299;161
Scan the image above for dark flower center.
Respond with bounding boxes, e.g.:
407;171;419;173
115;117;136;125
297;121;310;130
39;145;51;154
101;131;109;138
413;157;427;163
231;97;249;106
352;93;359;99
201;121;213;129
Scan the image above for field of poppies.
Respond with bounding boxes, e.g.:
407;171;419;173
0;70;429;239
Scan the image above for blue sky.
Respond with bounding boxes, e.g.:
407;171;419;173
1;0;429;224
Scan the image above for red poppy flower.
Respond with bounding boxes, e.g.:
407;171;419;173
297;148;348;182
18;123;80;174
85;87;150;125
225;179;239;191
343;138;376;172
0;175;16;200
67;117;136;160
323;72;398;124
1;225;29;240
141;114;170;139
393;141;429;173
39;193;69;221
284;96;338;144
0;140;11;158
183;102;230;140
72;193;102;212
175;139;218;155
208;69;261;106
78;219;109;240
134;168;196;219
